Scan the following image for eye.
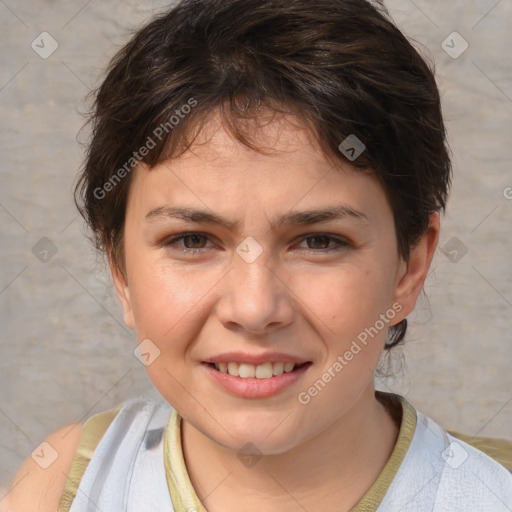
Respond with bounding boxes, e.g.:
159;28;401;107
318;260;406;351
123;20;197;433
297;234;351;252
163;233;212;253
162;232;351;255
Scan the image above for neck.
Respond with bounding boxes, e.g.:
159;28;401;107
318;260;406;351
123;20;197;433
181;384;400;512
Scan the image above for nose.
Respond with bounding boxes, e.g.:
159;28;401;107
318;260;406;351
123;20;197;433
215;250;295;335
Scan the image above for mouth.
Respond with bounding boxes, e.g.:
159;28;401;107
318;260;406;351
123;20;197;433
203;361;312;379
201;360;312;398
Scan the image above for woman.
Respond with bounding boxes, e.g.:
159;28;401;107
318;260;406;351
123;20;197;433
3;0;511;510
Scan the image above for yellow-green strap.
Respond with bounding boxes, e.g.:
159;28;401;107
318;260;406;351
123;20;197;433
448;430;512;472
162;392;416;512
351;393;417;511
164;409;208;512
58;406;121;512
57;395;512;512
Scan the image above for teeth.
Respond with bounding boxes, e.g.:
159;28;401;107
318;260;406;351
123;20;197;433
272;362;284;376
214;361;299;378
239;363;256;378
227;362;239;377
255;362;273;379
284;362;295;372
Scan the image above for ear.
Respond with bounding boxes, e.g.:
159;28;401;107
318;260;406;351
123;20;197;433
109;255;136;330
392;211;440;321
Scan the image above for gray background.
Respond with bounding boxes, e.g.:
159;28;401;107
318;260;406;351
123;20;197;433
1;0;511;492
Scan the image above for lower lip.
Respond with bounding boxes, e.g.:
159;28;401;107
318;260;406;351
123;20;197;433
201;362;312;398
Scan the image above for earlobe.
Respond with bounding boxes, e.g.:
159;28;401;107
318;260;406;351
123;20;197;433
393;212;440;320
109;257;136;330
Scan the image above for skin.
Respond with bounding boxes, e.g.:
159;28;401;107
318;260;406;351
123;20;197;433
112;110;439;511
2;110;439;512
1;423;83;511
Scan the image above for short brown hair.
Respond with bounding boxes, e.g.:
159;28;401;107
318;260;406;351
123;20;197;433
75;0;452;348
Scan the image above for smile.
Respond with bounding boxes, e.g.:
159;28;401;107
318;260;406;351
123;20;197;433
202;361;312;398
212;361;299;379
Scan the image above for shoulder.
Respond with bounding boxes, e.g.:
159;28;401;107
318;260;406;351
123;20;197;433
0;422;84;512
447;429;512;473
435;431;512;509
0;403;125;512
413;411;512;508
380;397;512;511
1;394;171;512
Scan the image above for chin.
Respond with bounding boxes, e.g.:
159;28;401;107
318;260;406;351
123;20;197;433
211;419;305;456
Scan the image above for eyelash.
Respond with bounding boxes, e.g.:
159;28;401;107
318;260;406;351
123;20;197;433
162;232;351;255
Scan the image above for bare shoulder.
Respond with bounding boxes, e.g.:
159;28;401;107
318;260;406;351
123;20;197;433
0;422;83;512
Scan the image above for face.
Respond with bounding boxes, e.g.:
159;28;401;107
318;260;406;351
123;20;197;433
112;111;436;455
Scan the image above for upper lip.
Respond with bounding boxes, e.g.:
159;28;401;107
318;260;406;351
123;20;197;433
202;352;311;366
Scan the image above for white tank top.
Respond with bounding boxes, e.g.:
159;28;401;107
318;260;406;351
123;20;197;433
68;393;175;512
66;392;512;512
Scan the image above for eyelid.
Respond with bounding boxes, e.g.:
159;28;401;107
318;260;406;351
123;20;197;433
296;234;352;250
161;232;215;251
161;232;352;254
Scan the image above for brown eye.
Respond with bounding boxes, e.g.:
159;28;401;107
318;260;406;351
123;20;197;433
298;234;350;253
306;235;331;250
163;233;212;253
180;234;208;249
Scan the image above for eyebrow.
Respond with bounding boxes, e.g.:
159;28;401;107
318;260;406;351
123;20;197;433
145;204;369;230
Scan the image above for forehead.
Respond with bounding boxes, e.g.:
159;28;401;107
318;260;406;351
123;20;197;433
170;109;328;172
127;111;390;223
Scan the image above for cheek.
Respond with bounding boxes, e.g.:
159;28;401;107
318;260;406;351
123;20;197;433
294;264;393;340
126;261;213;396
293;268;393;413
127;259;218;340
